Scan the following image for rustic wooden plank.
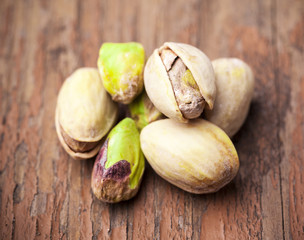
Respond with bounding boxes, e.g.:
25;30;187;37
0;0;41;238
135;1;203;239
0;0;303;239
44;0;86;239
196;0;284;239
275;0;304;239
0;1;16;239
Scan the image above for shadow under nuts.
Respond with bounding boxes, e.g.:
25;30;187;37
91;118;145;203
140;119;239;194
144;42;216;123
55;68;118;160
204;58;255;137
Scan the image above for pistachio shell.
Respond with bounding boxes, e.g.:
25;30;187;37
98;42;145;104
140;119;239;194
144;42;216;123
55;108;104;160
91;118;145;203
55;68;118;159
57;68;118;142
205;58;255;137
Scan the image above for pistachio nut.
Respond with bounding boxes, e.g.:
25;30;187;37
127;90;163;131
140;119;239;194
55;68;118;160
97;42;145;104
204;58;255;137
91;118;145;203
144;42;216;123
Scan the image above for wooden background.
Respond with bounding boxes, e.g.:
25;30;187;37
0;0;303;239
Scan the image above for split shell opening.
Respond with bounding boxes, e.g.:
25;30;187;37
144;42;216;123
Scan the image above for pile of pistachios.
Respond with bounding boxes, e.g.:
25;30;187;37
55;42;254;203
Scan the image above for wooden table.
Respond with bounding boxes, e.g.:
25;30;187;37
0;0;303;239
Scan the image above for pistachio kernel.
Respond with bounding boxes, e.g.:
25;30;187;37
128;91;163;131
98;42;145;104
160;48;205;119
91;118;145;203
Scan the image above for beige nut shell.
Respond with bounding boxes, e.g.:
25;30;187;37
140;119;239;194
205;58;255;137
144;42;216;123
57;68;118;142
55;108;104;160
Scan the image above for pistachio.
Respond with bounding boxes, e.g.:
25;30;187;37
140;119;239;194
97;42;145;104
127;90;163;131
204;58;255;137
91;118;145;203
55;68;118;160
144;42;216;123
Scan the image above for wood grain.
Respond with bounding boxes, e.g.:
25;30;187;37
0;0;303;239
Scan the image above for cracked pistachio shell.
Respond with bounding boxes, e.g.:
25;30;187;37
205;58;255;137
56;68;118;160
97;42;145;104
140;119;239;194
144;42;216;123
91;118;145;203
127;90;163;131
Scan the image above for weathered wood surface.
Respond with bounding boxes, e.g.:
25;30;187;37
0;0;303;239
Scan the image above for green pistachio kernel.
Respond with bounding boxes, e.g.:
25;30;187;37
128;91;163;131
181;69;199;90
106;118;145;189
91;118;145;203
98;42;145;104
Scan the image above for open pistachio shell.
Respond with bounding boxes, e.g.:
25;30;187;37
144;42;216;123
55;68;118;160
55;108;104;160
204;58;255;137
140;119;239;194
98;42;145;104
91;118;145;203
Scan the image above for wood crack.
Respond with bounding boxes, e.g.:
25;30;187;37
271;0;286;239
